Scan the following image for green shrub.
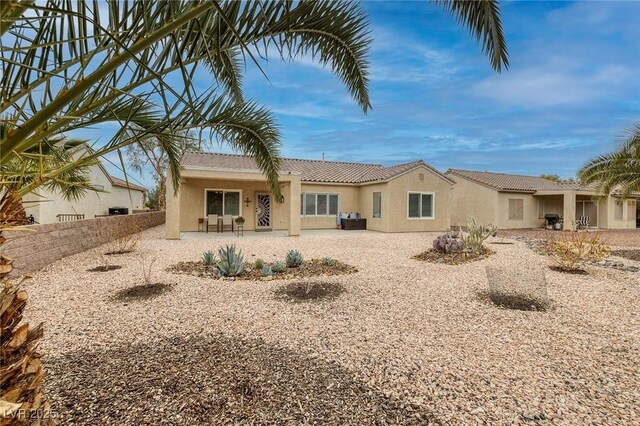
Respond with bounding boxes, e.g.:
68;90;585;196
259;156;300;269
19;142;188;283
286;250;304;268
260;265;273;277
271;261;286;273
254;258;265;269
321;257;335;266
202;250;216;266
217;244;244;277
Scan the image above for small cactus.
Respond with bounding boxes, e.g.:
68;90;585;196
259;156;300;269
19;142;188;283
202;250;216;266
271;261;286;273
217;244;244;277
286;250;304;268
255;258;265;269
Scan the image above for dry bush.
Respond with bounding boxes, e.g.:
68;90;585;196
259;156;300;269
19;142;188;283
137;253;158;285
485;265;550;311
545;231;609;272
105;219;141;254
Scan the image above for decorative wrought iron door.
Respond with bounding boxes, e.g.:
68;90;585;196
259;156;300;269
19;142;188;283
255;193;272;230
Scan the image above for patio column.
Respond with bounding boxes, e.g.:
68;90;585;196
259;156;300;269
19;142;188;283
165;170;181;239
563;191;576;231
288;176;301;236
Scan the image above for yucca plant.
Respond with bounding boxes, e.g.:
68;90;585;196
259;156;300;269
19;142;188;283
217;244;244;277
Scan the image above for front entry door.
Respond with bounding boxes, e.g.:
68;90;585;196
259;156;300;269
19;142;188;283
255;193;272;231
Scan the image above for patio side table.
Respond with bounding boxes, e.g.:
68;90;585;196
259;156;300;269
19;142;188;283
236;223;244;237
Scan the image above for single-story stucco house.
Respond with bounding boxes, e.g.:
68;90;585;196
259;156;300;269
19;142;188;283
25;159;147;224
446;169;639;230
165;152;455;238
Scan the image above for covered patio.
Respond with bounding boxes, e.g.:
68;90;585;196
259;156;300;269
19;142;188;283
535;190;637;230
166;167;302;239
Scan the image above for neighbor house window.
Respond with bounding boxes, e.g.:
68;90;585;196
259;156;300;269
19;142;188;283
373;192;382;218
408;192;434;219
614;201;623;220
206;190;241;216
301;193;339;216
508;199;524;220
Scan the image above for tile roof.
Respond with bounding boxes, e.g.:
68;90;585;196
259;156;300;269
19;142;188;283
110;176;147;192
182;151;453;184
445;169;589;192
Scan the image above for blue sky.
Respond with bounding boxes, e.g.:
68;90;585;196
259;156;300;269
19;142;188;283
108;0;640;188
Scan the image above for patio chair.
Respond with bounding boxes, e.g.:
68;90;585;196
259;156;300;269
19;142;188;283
221;214;234;233
206;214;218;232
576;216;590;229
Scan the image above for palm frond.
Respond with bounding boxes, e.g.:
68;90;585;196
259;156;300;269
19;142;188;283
578;124;640;198
433;0;509;72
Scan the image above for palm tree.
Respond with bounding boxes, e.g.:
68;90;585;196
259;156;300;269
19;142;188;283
1;0;508;202
578;124;640;198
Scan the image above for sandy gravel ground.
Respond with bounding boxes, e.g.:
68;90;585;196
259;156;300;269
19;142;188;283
23;226;639;425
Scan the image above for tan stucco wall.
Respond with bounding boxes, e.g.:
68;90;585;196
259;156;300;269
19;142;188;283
496;192;542;229
358;182;388;231
448;175;498;227
299;183;360;230
24;163;145;224
382;167;453;232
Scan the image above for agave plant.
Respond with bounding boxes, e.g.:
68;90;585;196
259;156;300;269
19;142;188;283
286;250;304;268
260;265;273;277
271;261;287;273
217;244;245;277
202;250;216;267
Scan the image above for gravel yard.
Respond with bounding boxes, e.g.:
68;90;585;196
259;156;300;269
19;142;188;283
23;226;639;425
499;228;640;247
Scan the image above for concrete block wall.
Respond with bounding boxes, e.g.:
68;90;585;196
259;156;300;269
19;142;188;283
1;211;165;276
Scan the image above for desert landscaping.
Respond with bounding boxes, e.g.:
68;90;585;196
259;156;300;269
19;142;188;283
21;225;640;425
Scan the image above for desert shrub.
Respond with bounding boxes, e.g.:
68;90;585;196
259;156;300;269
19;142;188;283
217;244;244;277
545;231;609;272
463;218;497;254
260;265;273;277
321;257;335;266
137;253;158;285
255;258;265;269
271;261;286;273
485;265;550;311
432;234;464;253
202;250;216;266
105;220;141;254
285;250;304;268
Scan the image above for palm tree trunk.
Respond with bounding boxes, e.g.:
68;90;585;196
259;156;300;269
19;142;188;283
158;177;167;211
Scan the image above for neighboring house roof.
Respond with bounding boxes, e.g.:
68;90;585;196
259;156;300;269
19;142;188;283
445;169;591;193
182;152;454;185
109;176;147;192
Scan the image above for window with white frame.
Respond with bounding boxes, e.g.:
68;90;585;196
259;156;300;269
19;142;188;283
206;190;241;216
301;193;339;216
408;192;434;219
373;192;382;218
